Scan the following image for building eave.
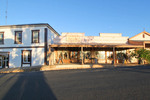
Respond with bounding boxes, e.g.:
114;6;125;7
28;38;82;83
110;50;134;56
0;23;60;36
129;31;150;40
50;43;143;48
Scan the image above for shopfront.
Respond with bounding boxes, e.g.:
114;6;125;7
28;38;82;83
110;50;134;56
49;32;145;65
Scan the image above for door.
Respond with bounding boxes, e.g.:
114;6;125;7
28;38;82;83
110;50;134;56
0;57;2;68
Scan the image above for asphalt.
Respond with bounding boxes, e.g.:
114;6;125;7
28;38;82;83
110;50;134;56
0;65;150;100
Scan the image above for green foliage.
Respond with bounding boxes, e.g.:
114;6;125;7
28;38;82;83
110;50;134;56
108;52;128;62
131;49;150;63
117;52;128;60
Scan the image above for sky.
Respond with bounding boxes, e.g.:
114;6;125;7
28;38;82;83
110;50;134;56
0;0;150;37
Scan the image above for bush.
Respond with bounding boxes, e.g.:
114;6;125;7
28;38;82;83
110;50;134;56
131;49;150;64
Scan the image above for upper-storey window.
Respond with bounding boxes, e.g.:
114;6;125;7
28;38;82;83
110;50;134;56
0;32;4;44
32;30;39;43
15;31;22;44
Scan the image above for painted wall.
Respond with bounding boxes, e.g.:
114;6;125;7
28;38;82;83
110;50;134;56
99;33;122;37
0;48;44;68
130;33;150;41
53;33;129;44
47;28;58;65
47;28;57;46
0;25;58;68
0;26;47;47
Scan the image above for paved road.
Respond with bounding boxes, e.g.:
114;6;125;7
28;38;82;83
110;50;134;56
0;66;150;100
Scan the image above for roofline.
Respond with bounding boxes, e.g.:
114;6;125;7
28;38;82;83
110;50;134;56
45;24;60;36
99;33;122;34
0;23;60;36
50;43;143;48
0;23;48;27
129;31;150;40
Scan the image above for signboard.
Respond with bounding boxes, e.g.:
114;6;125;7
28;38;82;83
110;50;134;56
66;35;82;43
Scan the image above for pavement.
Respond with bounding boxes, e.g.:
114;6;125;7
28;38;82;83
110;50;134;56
0;63;140;74
0;65;150;100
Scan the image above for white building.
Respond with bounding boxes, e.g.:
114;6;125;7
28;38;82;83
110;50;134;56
0;23;59;68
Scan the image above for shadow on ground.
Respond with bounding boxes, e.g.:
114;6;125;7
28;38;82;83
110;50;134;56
2;72;57;100
113;65;150;74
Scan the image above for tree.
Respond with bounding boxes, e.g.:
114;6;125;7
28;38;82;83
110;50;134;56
131;49;150;64
117;52;128;63
108;52;128;64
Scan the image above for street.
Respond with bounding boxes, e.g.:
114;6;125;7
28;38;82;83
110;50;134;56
0;66;150;100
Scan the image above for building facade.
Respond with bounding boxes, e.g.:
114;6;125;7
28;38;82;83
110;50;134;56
1;23;150;68
0;23;59;68
50;31;150;65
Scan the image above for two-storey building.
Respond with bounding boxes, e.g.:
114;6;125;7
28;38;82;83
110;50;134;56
0;23;59;68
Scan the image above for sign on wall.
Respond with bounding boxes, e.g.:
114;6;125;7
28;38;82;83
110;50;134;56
66;35;82;43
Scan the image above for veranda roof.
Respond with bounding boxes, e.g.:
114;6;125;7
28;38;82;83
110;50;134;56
50;43;143;48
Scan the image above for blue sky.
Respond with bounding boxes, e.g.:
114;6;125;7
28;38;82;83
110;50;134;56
0;0;150;37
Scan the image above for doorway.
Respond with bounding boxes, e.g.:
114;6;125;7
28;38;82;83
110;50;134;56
0;52;9;68
0;57;2;68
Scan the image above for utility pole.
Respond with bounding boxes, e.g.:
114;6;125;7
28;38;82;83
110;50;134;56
5;0;8;25
0;2;1;24
0;9;1;24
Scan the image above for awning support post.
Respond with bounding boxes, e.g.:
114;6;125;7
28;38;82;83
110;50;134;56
81;47;84;65
113;46;116;65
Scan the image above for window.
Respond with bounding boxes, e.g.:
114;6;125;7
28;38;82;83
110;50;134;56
0;56;2;68
0;32;4;44
15;31;22;44
64;51;69;59
143;34;145;38
97;51;105;59
32;30;39;43
0;52;9;68
22;51;31;63
145;43;150;48
71;51;78;58
82;51;91;59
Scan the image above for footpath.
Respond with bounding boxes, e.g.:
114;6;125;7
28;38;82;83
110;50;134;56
0;64;141;74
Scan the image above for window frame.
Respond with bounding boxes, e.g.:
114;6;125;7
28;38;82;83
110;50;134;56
14;31;22;44
21;50;32;67
0;32;4;44
32;30;40;43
